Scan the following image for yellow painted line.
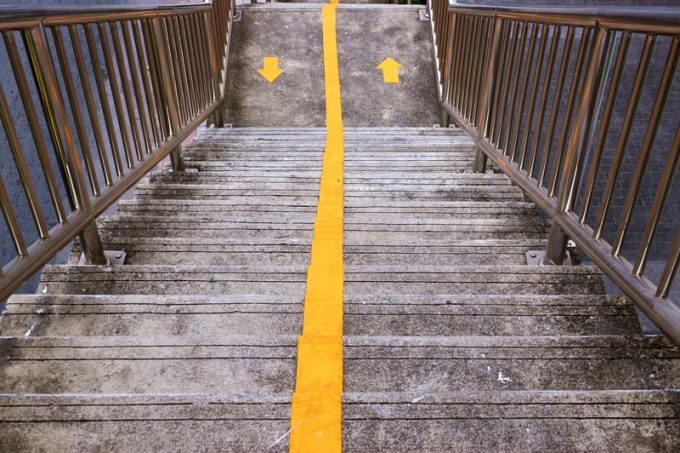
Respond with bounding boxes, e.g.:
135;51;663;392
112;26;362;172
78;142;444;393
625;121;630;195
289;1;344;452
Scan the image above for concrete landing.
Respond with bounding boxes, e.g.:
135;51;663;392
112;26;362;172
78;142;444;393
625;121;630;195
223;4;440;126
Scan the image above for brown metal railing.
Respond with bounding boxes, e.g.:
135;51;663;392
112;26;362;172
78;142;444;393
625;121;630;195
429;0;680;342
0;0;235;301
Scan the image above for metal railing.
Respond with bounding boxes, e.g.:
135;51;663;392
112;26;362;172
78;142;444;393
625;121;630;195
0;0;235;301
429;0;680;343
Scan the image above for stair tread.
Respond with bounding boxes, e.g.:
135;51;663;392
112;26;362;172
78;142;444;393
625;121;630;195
2;126;676;449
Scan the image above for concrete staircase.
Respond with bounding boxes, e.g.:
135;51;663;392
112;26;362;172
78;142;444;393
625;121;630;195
1;127;679;451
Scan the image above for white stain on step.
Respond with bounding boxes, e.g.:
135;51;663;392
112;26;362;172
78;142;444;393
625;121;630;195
24;321;39;337
267;418;305;451
497;371;512;384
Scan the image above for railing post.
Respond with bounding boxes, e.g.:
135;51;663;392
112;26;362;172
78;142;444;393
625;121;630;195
24;24;107;265
473;146;488;173
439;11;456;126
548;23;609;264
151;15;186;171
472;15;501;173
440;110;449;127
544;222;569;265
204;10;225;128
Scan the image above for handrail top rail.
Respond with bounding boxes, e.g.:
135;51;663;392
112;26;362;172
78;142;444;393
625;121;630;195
0;1;211;21
448;1;680;25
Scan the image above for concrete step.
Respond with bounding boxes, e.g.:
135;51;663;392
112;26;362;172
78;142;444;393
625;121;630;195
149;171;510;186
1;294;638;338
184;139;473;147
1;335;677;395
36;265;604;296
183;148;474;158
0;335;297;395
2;390;678;452
95;224;546;241
116;198;540;215
133;183;523;199
195;125;465;135
187;139;472;147
184;145;472;153
342;390;680;452
184;162;476;171
0;393;291;452
70;238;545;266
342;335;680;392
109;206;537;222
195;126;466;136
132;191;524;204
114;205;539;221
98;214;546;230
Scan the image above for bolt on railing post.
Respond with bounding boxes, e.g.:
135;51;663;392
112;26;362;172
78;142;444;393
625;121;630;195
24;24;107;265
150;15;185;171
547;23;609;265
472;15;502;173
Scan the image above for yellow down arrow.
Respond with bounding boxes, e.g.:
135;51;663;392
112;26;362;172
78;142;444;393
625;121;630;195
257;56;285;83
377;57;402;84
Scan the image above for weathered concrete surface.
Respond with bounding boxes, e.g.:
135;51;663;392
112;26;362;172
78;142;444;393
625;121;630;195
336;7;440;126
223;5;441;126
1;294;639;338
223;10;326;126
2;127;680;451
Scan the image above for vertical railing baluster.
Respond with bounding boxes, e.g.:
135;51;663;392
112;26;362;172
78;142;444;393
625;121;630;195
4;30;68;221
537;26;575;189
578;31;630;224
502;21;527;154
142;18;170;142
545;24;608;265
131;20;162;149
518;23;548;170
472;14;502;173
110;21;144;163
121;20;154;156
24;24;107;265
548;27;593;197
0;172;27;257
509;21;538;162
593;34;655;240
611;37;680;258
527;25;560;179
151;15;185;172
635;123;680;276
50;27;102;196
98;22;135;169
70;24;115;185
488;20;509;144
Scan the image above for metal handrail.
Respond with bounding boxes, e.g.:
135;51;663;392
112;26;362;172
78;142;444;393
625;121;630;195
0;2;209;19
429;0;680;343
0;0;235;301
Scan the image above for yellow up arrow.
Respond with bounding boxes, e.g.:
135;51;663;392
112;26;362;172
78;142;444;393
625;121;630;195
377;57;402;84
257;56;284;83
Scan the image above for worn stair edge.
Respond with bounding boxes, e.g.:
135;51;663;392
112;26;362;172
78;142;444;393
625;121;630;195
0;292;640;337
1;335;678;393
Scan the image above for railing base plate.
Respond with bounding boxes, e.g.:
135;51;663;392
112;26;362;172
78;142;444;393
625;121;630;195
526;250;572;266
78;250;126;266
